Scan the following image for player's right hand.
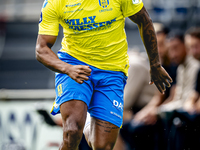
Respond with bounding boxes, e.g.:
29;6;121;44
66;65;91;84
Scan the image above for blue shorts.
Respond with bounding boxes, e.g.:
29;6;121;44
51;51;127;127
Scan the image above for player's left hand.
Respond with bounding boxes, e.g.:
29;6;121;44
149;65;173;94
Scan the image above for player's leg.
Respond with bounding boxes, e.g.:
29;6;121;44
84;69;127;150
50;52;94;150
84;117;119;150
59;100;87;150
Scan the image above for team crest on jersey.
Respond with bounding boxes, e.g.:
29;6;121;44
99;0;109;8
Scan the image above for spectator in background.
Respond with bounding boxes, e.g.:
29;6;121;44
156;28;200;150
181;27;200;149
183;27;200;113
155;23;177;100
154;22;170;66
159;31;199;112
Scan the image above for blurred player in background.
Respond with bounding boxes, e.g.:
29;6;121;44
35;0;172;149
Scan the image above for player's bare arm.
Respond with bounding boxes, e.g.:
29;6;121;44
129;6;173;94
35;34;91;84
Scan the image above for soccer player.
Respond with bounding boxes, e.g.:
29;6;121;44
35;0;172;149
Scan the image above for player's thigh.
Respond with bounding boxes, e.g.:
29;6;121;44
85;89;122;149
60;100;88;132
88;76;126;128
90;117;119;149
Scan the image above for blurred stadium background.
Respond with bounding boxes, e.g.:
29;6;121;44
0;0;200;149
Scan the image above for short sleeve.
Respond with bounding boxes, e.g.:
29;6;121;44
38;0;59;36
121;0;143;18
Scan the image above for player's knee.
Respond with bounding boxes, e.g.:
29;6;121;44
62;123;83;147
92;141;115;150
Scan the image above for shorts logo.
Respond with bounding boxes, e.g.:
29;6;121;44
110;111;122;119
113;100;123;110
57;84;63;96
132;0;139;4
99;0;109;8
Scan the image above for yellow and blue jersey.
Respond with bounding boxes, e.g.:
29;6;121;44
39;0;143;75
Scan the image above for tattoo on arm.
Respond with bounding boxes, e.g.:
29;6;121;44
129;7;160;67
95;120;118;133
